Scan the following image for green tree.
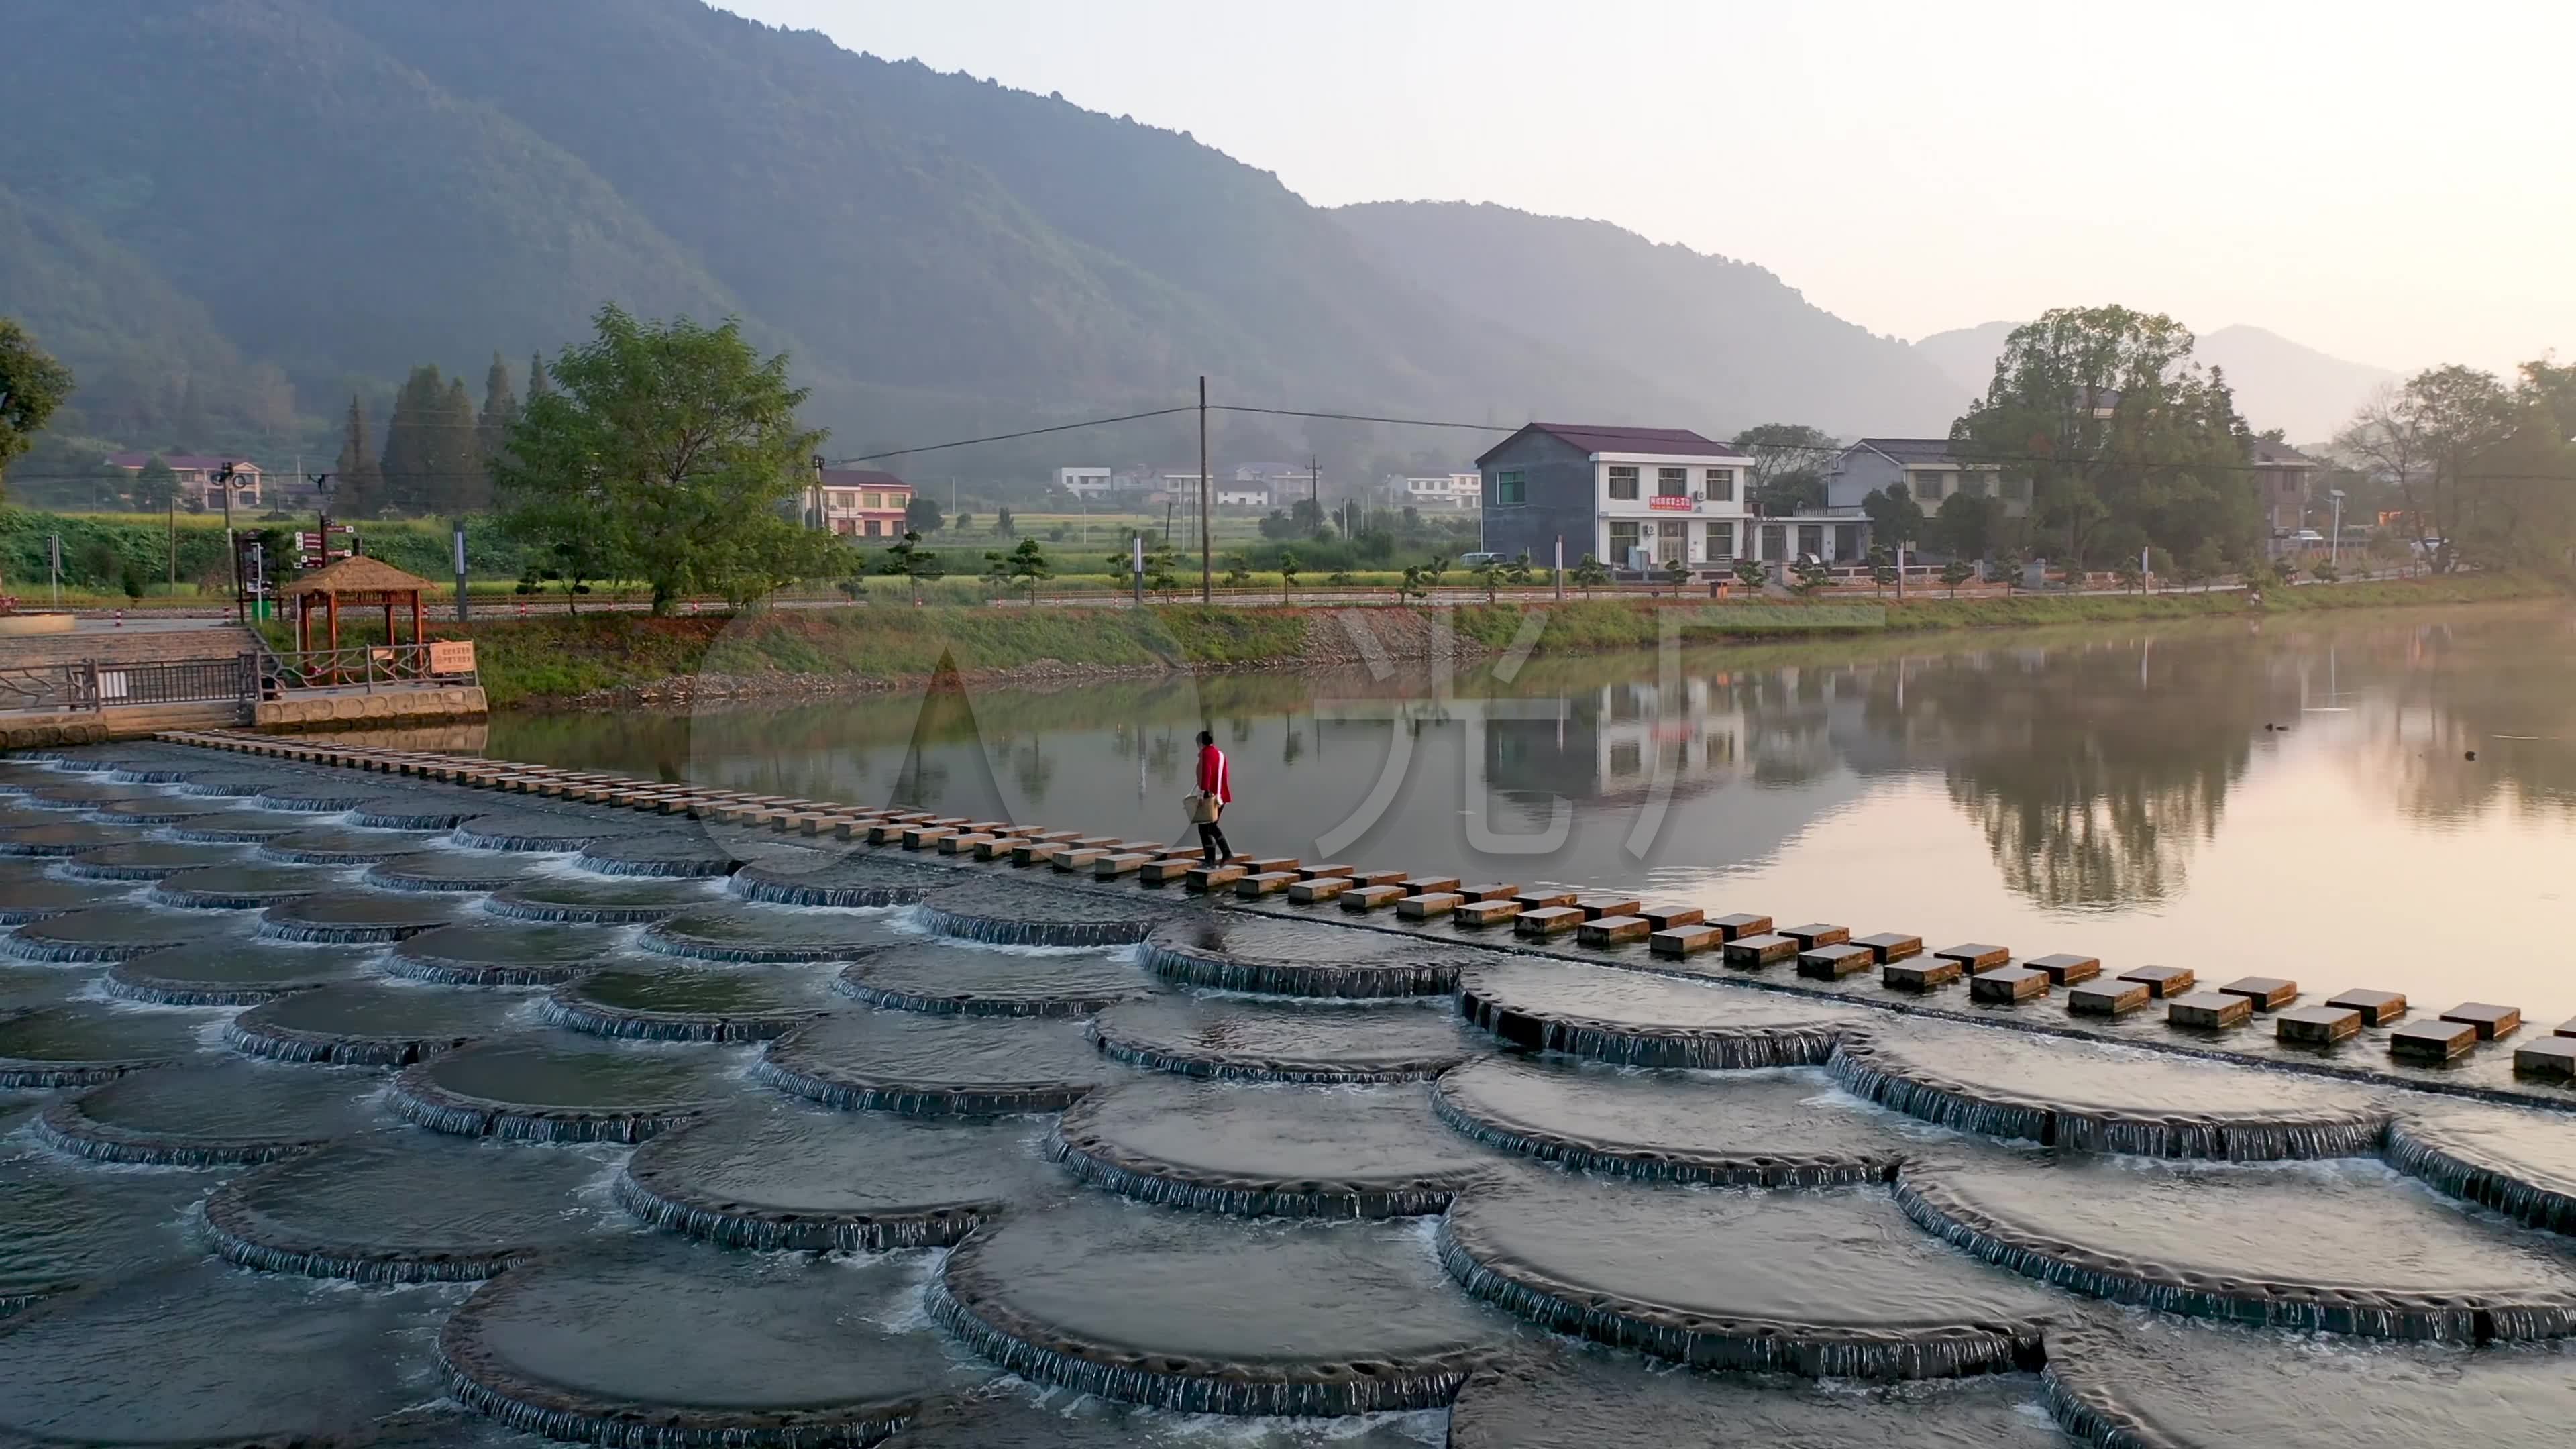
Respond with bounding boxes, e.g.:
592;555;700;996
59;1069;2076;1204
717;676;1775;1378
1731;557;1768;592
1504;551;1536;588
983;536;1049;602
994;506;1016;538
442;375;487;513
1790;557;1831;594
1951;305;2254;568
1931;490;2006;561
1731;423;1837;514
526;353;553;402
379;365;445;514
1939;558;1976;596
1222;551;1253;589
1992;547;2027;590
333;394;388;518
1866;544;1898;595
0;318;75;503
1398;562;1430;605
1289;496;1327;535
496;306;836;614
955;510;974;533
131;455;179;511
1570;554;1610;596
879;531;945;603
1276;547;1299;603
1860;485;1926;550
904;496;944;534
2112;557;2145;593
1471;555;1501;602
476;353;519;478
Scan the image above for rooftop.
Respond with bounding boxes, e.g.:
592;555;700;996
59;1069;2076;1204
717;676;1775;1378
1478;423;1746;465
102;453;260;473
817;468;910;490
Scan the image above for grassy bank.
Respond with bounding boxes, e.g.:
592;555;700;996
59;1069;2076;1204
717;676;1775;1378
325;572;2558;708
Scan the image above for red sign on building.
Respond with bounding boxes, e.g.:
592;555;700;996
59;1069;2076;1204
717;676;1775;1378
1647;494;1695;512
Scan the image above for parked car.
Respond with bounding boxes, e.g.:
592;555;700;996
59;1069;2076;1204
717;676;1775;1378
1456;551;1506;568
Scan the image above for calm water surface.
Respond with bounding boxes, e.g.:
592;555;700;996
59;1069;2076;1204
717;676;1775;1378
488;604;2576;1012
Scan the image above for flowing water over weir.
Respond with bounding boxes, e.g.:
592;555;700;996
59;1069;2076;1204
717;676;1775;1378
11;735;2576;1444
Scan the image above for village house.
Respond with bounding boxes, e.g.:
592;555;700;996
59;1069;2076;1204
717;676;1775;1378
101;453;263;511
814;467;914;537
1474;422;1866;573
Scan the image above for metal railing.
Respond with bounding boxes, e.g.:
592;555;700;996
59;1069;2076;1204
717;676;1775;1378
0;655;260;715
262;641;479;694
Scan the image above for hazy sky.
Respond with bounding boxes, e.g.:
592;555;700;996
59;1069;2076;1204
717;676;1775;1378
729;1;2571;377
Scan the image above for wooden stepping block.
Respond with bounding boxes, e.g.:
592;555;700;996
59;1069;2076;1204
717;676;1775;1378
1185;864;1247;892
1708;913;1772;942
1515;906;1585;938
1649;924;1721;958
1028;830;1085;843
1400;875;1462;896
1721;933;1799;969
1576;914;1652;947
2168;991;2253;1030
1352;869;1409;888
1854;932;1922;963
2277;1006;2363;1046
1971;966;2050;1004
1513;888;1579;911
2217;976;2298;1011
2326;989;2407;1025
1235;871;1299;898
2513;1036;2576;1077
2027;953;2102;985
1013;842;1068;867
1796;943;1875;979
1342;883;1409;912
1638;905;1703;931
1398;892;1463;921
1093;853;1153;877
2390;1018;2477;1063
1883;959;1962;992
1140;858;1202;886
2118;965;2196;998
973;837;1030;861
2068;980;2151;1016
900;827;955;850
1456;900;1523;929
1069;835;1124;849
938;833;996;855
1296;863;1356;880
961;821;1014;835
2440;1002;2522;1040
1933;943;2010;971
1574;894;1642;921
1780;922;1849;950
1460;883;1521;904
1288;877;1357;904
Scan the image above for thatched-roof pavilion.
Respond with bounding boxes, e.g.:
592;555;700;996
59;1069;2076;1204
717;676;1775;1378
285;555;438;665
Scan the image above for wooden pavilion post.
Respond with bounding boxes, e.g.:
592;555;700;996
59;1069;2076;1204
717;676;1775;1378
326;591;340;684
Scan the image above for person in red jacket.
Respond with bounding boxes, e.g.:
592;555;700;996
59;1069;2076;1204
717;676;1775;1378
1194;729;1234;863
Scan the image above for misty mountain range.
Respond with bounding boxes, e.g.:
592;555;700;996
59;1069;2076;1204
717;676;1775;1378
2;0;2395;476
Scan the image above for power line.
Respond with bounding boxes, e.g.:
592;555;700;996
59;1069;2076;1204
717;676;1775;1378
821;405;1196;466
1212;405;1514;433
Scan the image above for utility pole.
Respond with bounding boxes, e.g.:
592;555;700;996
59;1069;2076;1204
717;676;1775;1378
810;455;828;532
1198;375;1212;604
166;493;176;598
219;462;242;623
1309;455;1320;515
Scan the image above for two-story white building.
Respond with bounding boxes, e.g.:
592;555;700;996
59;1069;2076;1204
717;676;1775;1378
1387;473;1481;511
1055;466;1113;500
1475;422;1867;572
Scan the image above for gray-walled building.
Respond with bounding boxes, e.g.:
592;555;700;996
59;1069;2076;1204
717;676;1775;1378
1477;422;1869;570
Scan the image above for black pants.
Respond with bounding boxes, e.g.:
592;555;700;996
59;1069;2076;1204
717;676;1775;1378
1197;818;1232;862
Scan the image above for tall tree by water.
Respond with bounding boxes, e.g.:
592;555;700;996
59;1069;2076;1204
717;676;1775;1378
476;353;519;477
333;394;388;517
1729;423;1838;514
0;317;74;503
378;365;445;513
1950;307;2254;568
495;306;839;614
441;374;486;512
526;352;551;402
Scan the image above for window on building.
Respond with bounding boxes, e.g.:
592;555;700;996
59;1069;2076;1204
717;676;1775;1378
1911;470;1945;501
1609;741;1643;777
1707;732;1736;765
2001;476;2029;503
1495;470;1525;506
1796;524;1824;559
1760;524;1787;561
1657;467;1688;497
1607;466;1640;500
1957;474;1988;498
1706;521;1735;559
1607;520;1642;561
1705;468;1735;501
1834;523;1861;560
